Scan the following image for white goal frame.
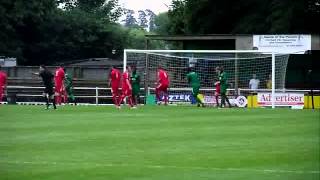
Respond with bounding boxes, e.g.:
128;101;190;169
124;49;280;108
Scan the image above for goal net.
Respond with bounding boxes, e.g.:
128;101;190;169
124;50;289;108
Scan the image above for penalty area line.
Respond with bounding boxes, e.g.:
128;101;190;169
1;160;319;174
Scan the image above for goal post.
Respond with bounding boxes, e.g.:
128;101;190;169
124;49;289;108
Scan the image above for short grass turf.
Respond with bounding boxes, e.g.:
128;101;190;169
0;105;319;180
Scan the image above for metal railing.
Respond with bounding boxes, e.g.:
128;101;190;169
4;86;149;105
3;86;319;106
238;88;320;94
5;86;112;105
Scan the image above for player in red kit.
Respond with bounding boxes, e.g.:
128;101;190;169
54;66;65;105
214;67;221;107
155;66;169;105
109;66;121;108
118;66;134;108
0;66;7;103
214;79;220;107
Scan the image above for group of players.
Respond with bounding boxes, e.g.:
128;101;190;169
187;66;232;108
109;65;169;109
109;64;231;109
33;65;76;110
0;64;232;109
0;66;7;103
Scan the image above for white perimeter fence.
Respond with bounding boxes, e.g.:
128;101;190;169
1;86;319;107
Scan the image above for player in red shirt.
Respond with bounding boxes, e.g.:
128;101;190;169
214;67;221;107
109;66;121;107
118;66;134;108
0;66;7;103
214;79;220;107
155;66;169;105
54;66;65;105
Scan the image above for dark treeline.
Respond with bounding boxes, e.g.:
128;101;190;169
156;0;319;35
0;0;319;65
0;0;162;65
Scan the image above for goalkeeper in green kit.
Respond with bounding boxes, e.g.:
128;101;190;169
131;66;140;106
218;66;231;108
187;68;205;107
64;68;76;105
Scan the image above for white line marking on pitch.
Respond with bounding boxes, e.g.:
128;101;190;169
1;160;319;174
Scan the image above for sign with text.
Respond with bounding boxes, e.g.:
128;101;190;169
161;94;193;104
204;95;247;108
161;93;248;107
257;92;304;106
253;35;311;54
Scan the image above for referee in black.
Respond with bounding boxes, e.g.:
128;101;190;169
33;65;57;110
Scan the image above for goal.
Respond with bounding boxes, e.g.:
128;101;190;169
123;49;290;108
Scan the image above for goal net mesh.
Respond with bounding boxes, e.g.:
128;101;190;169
125;51;289;101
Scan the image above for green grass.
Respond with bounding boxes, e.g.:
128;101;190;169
0;105;319;180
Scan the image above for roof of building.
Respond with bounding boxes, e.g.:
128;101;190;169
63;58;123;67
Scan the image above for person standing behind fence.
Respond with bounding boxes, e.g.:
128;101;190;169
266;74;272;89
109;66;121;108
0;66;7;103
64;68;77;105
131;66;140;107
249;74;260;91
218;66;232;108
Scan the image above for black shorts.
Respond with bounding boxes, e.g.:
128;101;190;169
44;86;54;96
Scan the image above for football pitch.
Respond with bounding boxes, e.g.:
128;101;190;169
0;106;319;180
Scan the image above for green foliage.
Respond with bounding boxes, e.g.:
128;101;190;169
154;12;170;35
146;9;156;32
126;28;147;49
0;0;58;64
2;0;317;65
0;0;148;65
167;0;187;34
58;0;123;22
138;10;148;29
166;0;319;35
123;9;138;28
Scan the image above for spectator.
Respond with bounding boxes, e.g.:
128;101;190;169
266;74;272;89
249;74;260;90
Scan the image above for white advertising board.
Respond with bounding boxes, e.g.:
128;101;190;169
257;92;304;107
253;35;311;54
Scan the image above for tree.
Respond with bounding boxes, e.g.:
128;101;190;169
146;9;156;32
138;10;148;29
0;0;128;65
154;12;170;35
126;28;146;49
58;0;123;22
0;0;58;64
167;0;186;34
123;9;138;28
165;0;319;35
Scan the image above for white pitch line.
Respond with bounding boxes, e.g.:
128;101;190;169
1;160;319;174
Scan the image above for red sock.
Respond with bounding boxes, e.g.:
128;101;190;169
0;92;3;103
119;94;125;105
112;94;118;106
164;91;168;104
155;88;161;102
128;96;133;107
56;95;62;105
